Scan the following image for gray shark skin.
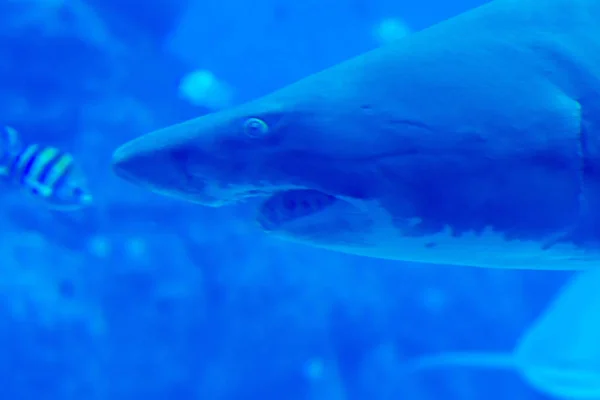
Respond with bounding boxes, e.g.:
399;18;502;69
112;0;600;270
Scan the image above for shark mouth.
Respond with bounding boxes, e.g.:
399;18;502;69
256;189;339;230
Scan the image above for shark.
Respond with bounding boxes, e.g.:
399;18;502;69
112;0;600;270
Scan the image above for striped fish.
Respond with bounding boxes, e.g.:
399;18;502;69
0;126;93;211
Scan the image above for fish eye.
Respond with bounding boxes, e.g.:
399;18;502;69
243;117;269;138
71;186;93;204
71;186;89;199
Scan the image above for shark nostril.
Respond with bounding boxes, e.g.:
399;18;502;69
169;149;197;180
284;198;296;211
170;149;191;165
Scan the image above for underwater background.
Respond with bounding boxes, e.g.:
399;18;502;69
0;0;583;399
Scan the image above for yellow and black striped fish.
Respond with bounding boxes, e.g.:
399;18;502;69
0;126;92;210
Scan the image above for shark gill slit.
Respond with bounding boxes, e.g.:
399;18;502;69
542;102;586;251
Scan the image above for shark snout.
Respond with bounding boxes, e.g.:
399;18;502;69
112;106;271;202
112;141;143;184
111;134;190;196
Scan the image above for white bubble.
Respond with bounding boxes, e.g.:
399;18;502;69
126;237;148;262
304;358;325;380
421;286;447;313
87;235;111;258
178;69;234;110
373;18;412;46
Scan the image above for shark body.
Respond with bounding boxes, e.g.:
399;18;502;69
112;0;600;270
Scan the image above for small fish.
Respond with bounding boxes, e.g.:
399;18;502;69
0;126;93;211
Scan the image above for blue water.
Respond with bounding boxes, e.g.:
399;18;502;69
0;0;579;399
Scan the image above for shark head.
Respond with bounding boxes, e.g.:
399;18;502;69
111;59;420;251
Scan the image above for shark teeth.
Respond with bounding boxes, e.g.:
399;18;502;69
256;189;337;230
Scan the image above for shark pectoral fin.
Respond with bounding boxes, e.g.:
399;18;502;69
513;268;600;398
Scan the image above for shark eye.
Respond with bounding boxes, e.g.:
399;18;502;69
243;117;269;138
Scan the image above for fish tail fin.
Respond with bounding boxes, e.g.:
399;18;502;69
3;126;21;152
0;126;22;177
406;352;515;372
1;126;21;156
